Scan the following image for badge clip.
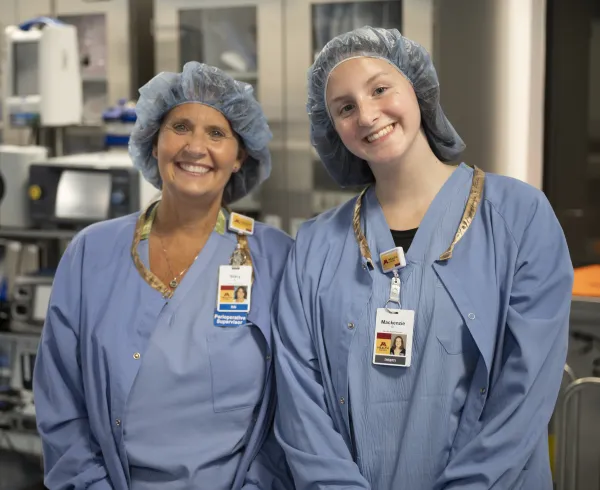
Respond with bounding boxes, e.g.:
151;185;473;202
385;274;401;313
230;244;247;267
379;247;406;274
229;212;255;236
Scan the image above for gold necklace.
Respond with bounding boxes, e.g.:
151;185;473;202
158;234;198;289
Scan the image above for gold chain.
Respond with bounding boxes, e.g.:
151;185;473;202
352;166;485;265
157;234;197;289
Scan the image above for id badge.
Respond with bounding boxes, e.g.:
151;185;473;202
373;308;414;367
217;265;252;313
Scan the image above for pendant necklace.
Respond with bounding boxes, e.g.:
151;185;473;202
158;235;198;289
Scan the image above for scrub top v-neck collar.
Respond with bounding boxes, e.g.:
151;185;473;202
131;201;234;304
363;163;472;272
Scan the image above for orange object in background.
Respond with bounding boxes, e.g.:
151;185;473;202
572;265;600;297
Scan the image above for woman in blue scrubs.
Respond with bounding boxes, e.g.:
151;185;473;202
33;62;293;490
274;27;574;489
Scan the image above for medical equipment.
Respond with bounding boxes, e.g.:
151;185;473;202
2;17;82;128
103;99;137;149
27;151;159;229
0;146;48;228
9;274;54;335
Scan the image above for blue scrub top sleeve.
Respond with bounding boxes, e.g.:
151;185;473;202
434;194;574;489
242;422;295;490
33;237;113;490
273;239;370;490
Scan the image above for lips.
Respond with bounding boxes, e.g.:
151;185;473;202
365;123;396;143
176;162;212;175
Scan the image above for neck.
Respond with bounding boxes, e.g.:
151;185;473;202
372;129;456;230
154;190;223;239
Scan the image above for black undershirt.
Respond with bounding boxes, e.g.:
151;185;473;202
391;227;418;252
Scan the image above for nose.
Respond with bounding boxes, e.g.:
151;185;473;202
357;100;380;127
183;131;208;158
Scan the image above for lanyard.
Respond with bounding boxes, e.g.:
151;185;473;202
131;201;253;299
352;166;485;308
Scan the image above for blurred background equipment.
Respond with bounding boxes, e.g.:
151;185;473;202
27;151;159;229
0;145;48;229
3;17;82;129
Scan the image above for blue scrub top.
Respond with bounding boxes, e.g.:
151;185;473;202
33;204;294;490
274;163;574;490
347;169;480;489
124;209;267;489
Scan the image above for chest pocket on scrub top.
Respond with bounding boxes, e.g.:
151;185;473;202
207;325;267;413
433;280;469;355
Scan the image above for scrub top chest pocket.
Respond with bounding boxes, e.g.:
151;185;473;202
433;280;468;355
207;324;267;413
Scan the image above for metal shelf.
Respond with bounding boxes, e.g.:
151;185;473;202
0;331;41;344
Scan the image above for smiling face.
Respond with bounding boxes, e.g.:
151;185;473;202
235;287;247;302
153;103;245;203
325;57;422;170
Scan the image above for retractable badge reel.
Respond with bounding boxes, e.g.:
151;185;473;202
373;247;415;367
214;212;254;328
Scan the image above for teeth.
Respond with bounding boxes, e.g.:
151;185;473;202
180;163;210;174
367;124;395;142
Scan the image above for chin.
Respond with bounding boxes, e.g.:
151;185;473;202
169;183;221;202
365;147;407;168
363;134;414;167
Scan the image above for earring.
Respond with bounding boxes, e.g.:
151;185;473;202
233;166;239;173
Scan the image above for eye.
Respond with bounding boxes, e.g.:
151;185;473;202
339;104;354;115
172;123;188;132
209;129;226;138
373;86;388;96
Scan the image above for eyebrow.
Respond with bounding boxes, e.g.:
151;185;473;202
329;71;390;106
167;116;194;127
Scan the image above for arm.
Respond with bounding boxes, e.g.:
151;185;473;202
273;243;370;490
33;239;113;490
434;196;574;489
242;421;295;490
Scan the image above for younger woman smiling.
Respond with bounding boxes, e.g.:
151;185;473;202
274;27;573;490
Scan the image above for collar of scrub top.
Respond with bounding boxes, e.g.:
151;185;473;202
353;165;485;272
130;200;253;299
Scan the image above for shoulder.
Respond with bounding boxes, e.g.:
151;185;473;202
63;213;139;266
251;222;294;256
294;196;356;255
481;171;558;245
248;222;294;281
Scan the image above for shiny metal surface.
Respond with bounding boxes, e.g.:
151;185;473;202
55;170;111;220
556;378;600;490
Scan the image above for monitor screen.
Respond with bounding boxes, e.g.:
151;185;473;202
13;41;39;97
55;170;112;221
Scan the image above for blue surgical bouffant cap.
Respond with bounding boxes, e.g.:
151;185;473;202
307;26;466;187
129;61;272;204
